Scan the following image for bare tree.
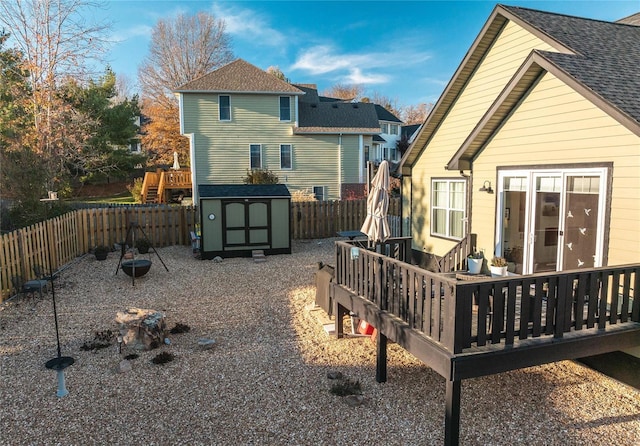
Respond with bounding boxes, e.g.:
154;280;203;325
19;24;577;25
266;66;289;82
138;11;234;103
0;0;111;189
322;84;365;101
401;102;433;124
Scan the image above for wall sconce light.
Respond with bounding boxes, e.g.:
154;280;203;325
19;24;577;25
479;180;494;194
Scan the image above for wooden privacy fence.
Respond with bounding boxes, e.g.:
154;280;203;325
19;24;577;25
291;197;400;239
1;198;400;300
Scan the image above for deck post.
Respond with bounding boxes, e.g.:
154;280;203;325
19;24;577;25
375;331;387;383
334;299;347;338
444;379;461;446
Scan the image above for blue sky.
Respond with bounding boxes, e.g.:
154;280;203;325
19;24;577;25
101;0;638;107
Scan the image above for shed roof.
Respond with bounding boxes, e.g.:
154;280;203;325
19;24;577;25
199;184;291;199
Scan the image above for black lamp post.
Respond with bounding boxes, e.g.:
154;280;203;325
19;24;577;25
40;191;74;397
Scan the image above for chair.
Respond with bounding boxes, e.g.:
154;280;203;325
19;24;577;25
33;264;55;282
11;275;49;299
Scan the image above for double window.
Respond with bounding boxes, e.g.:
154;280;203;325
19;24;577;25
279;96;291;121
431;179;466;239
250;144;262;169
280;144;292;169
219;95;230;121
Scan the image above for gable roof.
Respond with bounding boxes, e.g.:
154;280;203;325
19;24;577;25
175;59;304;95
400;4;640;175
375;104;402;123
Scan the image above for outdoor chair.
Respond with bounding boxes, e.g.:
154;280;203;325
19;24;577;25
33;264;56;282
11;275;49;299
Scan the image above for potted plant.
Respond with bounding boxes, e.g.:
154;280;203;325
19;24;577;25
135;238;152;254
467;252;484;274
490;256;508;277
94;245;110;261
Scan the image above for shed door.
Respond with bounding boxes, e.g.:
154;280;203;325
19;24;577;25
222;200;270;248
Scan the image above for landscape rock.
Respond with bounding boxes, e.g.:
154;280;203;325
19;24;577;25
197;338;216;350
117;360;132;374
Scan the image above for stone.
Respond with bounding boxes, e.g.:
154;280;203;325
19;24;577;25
117;359;132;374
327;371;343;380
213;256;223;263
115;308;167;351
197;338;216;350
344;395;365;407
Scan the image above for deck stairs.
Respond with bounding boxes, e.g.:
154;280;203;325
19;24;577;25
145;186;159;204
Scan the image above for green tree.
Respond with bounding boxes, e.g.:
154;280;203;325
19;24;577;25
60;68;144;183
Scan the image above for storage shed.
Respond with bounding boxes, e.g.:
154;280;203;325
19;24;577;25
198;184;291;259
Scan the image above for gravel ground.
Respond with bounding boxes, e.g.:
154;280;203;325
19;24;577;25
1;239;638;445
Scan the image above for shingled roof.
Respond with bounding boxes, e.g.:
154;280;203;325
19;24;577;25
375;104;402;123
175;59;304;94
401;4;640;173
295;101;380;134
502;5;640;126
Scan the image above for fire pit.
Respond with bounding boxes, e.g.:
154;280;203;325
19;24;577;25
121;259;152;277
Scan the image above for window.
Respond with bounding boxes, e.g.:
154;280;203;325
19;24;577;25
219;95;230;121
280;144;292;169
390;124;399;135
313;186;325;201
431;179;466;239
380;123;389;133
279;96;291;121
250;144;262;169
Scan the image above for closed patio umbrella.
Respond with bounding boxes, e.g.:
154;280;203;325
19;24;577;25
360;160;391;248
172;151;180;170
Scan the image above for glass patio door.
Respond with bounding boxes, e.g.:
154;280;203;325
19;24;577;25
498;169;606;275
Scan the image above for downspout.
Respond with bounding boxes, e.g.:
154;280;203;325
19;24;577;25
294;95;299;127
338;133;343;199
358;135;364;183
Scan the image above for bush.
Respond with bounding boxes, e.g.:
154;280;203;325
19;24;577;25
243;169;279;184
127;177;144;203
290;189;317;202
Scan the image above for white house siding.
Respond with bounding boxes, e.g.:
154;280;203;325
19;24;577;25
410;20;556;255
471;72;640;265
182;93;362;200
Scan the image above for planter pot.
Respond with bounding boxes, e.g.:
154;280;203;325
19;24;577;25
94;252;108;261
467;258;483;274
490;265;508;277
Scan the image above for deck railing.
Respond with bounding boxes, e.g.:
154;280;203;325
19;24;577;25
334;240;639;354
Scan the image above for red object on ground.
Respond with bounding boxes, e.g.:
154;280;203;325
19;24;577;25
358;320;374;335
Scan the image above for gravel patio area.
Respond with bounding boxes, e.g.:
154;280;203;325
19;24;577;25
1;239;638;445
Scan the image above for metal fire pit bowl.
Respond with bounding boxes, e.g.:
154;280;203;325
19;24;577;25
121;259;152;278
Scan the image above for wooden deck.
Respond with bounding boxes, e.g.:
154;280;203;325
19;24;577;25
329;238;640;445
141;169;192;204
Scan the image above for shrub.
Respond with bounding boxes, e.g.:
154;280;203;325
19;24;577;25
127;177;144;203
243;169;279;184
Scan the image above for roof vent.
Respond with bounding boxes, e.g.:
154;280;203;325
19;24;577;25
332;104;338;108
352;104;359;108
310;103;317;108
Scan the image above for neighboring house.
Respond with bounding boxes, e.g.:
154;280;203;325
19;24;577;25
400;5;639;279
371;104;404;164
174;59;383;201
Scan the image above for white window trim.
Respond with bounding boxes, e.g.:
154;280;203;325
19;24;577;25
250;144;262;169
279;96;291;122
431;178;467;240
280;144;292;170
219;95;231;121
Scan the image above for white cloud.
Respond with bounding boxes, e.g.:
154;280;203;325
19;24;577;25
211;3;285;47
344;68;388;85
